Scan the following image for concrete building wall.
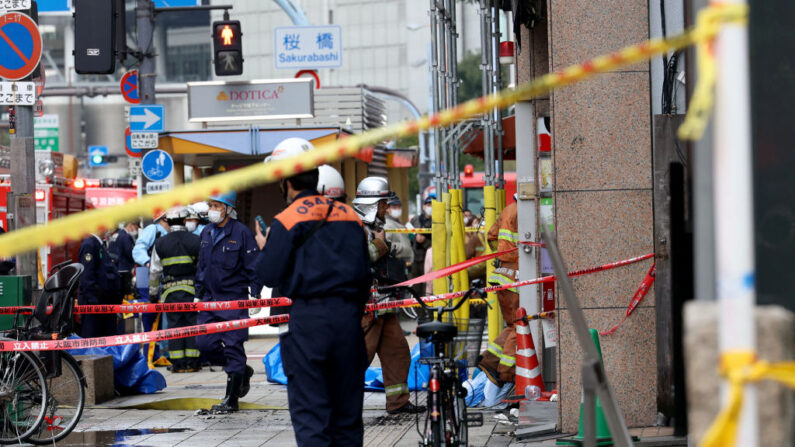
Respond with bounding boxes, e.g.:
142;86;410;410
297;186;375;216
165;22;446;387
519;0;658;431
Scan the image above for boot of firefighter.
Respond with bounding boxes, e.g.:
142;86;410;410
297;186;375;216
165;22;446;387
211;373;242;412
238;365;255;398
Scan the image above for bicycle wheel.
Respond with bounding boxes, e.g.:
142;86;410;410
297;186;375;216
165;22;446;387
26;352;85;444
455;390;468;446
0;350;48;445
428;368;443;447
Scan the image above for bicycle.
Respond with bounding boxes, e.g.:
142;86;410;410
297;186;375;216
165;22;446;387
0;260;87;445
380;281;486;447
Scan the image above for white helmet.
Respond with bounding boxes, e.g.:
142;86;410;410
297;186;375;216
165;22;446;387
165;206;188;221
265;137;314;163
188;201;209;219
317;165;345;199
352;177;391;225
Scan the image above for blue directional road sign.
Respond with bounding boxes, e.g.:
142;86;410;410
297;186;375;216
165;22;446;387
88;145;108;167
141;149;173;182
154;0;199;7
129;105;165;132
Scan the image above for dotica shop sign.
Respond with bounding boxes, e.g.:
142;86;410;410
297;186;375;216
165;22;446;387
187;78;314;122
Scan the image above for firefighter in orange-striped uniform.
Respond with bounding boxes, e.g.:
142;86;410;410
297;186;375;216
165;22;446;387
477;200;519;386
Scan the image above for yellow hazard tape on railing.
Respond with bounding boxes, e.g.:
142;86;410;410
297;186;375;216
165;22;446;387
0;4;747;259
699;350;795;447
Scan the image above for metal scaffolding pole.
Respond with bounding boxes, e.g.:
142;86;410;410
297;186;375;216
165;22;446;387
449;0;460;189
480;0;495;186
429;0;443;194
492;1;504;188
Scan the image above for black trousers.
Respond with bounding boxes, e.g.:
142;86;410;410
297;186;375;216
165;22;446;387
164;291;199;370
281;297;367;447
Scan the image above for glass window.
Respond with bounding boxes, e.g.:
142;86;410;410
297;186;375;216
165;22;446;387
464;187;485;217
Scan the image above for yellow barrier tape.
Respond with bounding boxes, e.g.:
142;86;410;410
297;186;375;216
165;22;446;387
386;226;482;234
678;4;746;140
699;350;795;447
0;5;747;259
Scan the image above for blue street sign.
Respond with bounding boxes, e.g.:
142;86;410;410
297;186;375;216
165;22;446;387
141;150;173;182
37;0;71;14
274;25;343;70
88;145;108;167
129;105;165;132
154;0;200;7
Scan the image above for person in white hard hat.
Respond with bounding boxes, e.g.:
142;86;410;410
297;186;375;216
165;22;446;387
148;206;202;373
317;164;346;201
255;137;371;446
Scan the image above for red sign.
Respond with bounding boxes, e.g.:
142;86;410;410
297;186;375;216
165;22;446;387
0;13;43;81
84;187;137;209
294;70;321;89
125;127;142;158
120;70;140;104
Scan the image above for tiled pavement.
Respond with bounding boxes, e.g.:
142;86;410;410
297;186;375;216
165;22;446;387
63;336;680;446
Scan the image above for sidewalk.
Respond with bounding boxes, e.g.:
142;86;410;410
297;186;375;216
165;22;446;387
65;333;681;446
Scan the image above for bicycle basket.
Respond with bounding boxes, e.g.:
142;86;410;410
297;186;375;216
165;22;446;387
451;317;485;367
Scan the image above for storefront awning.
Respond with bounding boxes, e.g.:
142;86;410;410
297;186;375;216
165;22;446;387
159;127;342;156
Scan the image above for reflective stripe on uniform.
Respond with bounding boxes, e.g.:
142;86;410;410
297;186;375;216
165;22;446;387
169;349;185;359
161;256;194;266
498;229;518;243
499;354;516;367
185;349;200;358
385;383;409;397
162;285;196;299
487;273;518;293
516;364;542;379
487;342;503;357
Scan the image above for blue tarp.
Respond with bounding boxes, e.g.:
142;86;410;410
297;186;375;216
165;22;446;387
67;337;166;394
263;341;433;391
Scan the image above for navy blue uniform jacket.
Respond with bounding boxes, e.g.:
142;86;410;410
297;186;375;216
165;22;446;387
257;190;371;301
196;219;261;300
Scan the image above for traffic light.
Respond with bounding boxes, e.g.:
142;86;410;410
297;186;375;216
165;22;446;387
212;20;243;76
74;0;120;74
89;153;106;167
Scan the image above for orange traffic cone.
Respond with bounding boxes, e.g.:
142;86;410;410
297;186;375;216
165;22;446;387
514;307;545;399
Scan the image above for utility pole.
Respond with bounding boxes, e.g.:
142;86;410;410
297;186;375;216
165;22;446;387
6;4;40;279
137;0;156;106
9;100;36;279
136;0;155;198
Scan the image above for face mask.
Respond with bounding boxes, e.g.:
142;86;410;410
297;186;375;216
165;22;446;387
208;210;224;224
464;217;472;226
389;209;402;219
128;230;138;238
423;206;432;216
185;222;197;232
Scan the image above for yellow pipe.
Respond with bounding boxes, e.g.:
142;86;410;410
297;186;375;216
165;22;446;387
431;200;447;297
452;189;469;324
484;185;502;343
443;192;452;280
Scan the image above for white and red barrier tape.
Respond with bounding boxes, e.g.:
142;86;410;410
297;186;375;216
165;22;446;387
0;253;653;351
599;262;656;335
0;297;293;315
0;314;290;352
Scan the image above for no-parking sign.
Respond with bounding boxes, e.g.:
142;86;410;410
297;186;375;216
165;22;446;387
0;12;43;81
120;70;140;104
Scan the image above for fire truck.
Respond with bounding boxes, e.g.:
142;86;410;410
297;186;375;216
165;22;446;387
0;151;87;277
459;164;517;214
0;150;137;277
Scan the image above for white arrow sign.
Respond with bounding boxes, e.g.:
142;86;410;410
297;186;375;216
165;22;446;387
130;108;161;130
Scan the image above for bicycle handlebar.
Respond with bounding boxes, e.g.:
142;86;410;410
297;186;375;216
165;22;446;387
376;279;486;320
